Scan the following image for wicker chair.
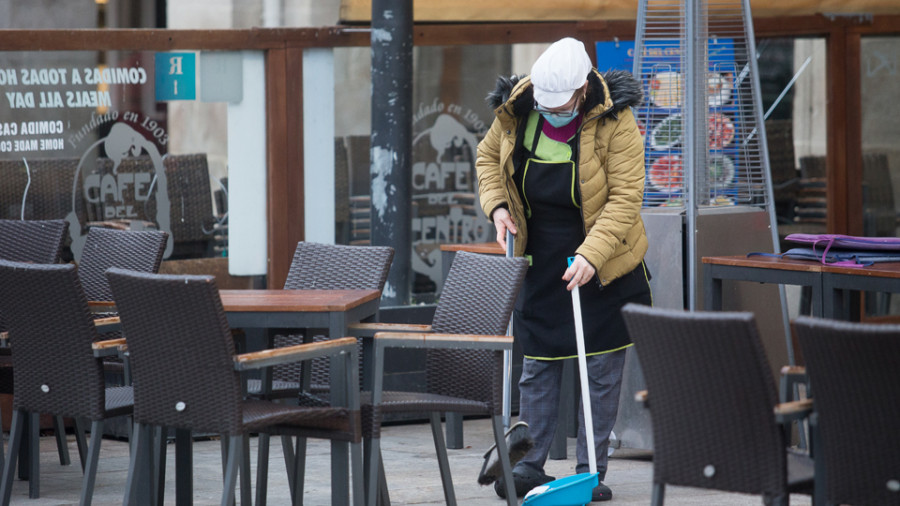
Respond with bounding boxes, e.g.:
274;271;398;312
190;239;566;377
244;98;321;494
78;227;168;303
0;260;133;505
247;241;393;504
106;268;364;506
793;316;900;506
620;304;816;506
0;218;67;264
0;219;70;467
349;251;528;506
246;241;394;399
94;154;214;257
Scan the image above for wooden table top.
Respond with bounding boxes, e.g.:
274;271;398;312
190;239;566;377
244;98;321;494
701;255;825;273
218;289;381;312
89;289;382;313
438;242;504;255
704;255;900;278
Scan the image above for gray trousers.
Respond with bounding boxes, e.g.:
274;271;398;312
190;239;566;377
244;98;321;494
516;349;627;480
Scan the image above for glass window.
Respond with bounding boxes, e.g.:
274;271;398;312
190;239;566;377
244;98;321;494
333;44;517;303
0;49;257;283
860;36;900;238
860;36;900;317
755;37;828;246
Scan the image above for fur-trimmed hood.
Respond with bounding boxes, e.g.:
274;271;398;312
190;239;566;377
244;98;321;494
486;69;643;121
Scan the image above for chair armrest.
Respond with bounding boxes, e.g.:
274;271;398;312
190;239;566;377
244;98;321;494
347;322;432;338
373;331;512;351
94;316;121;332
774;398;814;424
635;389;649;407
234;336;358;371
92;338;127;357
780;365;808;403
781;365;806;376
88;300;117;313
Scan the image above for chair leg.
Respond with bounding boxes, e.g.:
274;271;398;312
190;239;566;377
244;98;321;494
256;433;271;506
363;437;378;506
74;417;89;471
28;412;39;498
0;409;26;506
124;422;152;506
377;449;391;506
17;414;29;480
53;416;71;466
221;435;242;506
291;437;305;506
79;420;105;506
651;482;665;506
490;415;516;506
428;412;456;506
349;440;364;506
240;435;251;506
290;436;307;505
123;422;141;506
0;401;4;466
151;426;167;506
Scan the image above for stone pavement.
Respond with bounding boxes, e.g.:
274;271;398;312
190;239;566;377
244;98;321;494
5;417;812;505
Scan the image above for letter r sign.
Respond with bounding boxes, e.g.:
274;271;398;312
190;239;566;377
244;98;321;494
155;52;196;101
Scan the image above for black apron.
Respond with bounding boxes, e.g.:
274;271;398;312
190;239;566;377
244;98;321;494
513;113;651;359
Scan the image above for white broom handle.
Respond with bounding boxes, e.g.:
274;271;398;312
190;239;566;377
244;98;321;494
570;265;597;475
502;229;515;429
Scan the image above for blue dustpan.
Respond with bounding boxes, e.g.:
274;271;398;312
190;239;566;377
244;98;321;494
521;472;599;506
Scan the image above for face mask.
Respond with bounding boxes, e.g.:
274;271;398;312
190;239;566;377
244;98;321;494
541;112;578;128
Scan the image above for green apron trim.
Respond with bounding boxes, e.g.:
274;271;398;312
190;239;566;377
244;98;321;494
520;112;581;218
523;342;634;361
641;260;654;307
520;159;578;218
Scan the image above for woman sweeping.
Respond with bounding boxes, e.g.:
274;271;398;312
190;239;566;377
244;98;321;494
476;37;652;502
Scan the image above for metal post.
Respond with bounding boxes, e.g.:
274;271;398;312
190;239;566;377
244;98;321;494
370;0;413;306
742;0;794;364
684;0;707;310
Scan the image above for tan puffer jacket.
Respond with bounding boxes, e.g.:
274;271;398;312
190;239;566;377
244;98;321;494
476;69;648;286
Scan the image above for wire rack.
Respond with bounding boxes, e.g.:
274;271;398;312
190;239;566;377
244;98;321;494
634;0;772;210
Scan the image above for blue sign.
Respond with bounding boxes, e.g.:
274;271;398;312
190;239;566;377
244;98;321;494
595;40;637;73
155;52;196;101
595;39;736;74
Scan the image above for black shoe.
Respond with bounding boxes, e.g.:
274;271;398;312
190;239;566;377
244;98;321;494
493;468;556;499
592;482;612;502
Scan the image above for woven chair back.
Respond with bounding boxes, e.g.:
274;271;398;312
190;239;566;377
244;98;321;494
93;154;213;245
283;242;394;291
78;227;168;301
163;154;214;243
0;158;83;221
794;316;900;506
0;218;68;333
426;252;528;409
0;218;67;264
278;242;393;388
108;268;243;435
0;260;106;419
622;304;788;496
